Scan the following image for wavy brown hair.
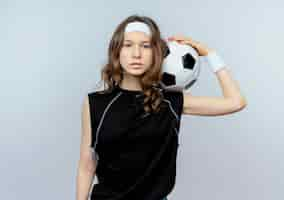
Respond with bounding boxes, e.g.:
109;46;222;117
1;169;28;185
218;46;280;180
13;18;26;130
95;14;168;114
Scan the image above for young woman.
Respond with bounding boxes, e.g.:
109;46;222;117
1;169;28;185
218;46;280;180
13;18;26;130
76;15;247;200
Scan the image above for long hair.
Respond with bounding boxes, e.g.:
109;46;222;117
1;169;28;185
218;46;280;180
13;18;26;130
95;14;168;114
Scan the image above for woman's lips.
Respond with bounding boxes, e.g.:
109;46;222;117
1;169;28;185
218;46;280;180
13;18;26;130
130;63;143;68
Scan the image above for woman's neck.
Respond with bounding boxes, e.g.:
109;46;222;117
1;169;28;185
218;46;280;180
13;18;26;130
119;76;142;91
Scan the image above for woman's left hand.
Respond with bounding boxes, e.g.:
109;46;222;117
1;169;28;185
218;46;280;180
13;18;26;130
167;35;215;56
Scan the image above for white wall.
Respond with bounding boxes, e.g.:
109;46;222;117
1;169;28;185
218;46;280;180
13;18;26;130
1;0;283;199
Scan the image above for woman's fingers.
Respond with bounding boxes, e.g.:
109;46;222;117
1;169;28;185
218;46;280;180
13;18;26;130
168;35;194;46
168;37;184;42
167;35;196;46
168;35;191;41
166;35;214;56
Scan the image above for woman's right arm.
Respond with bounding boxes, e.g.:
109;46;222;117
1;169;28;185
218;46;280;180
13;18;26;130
76;96;97;200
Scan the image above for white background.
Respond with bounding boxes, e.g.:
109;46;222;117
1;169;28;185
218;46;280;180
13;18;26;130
1;0;283;199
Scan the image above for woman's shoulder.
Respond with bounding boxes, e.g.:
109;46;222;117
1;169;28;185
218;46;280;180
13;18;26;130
162;86;183;99
161;86;184;117
159;82;183;94
88;87;117;98
87;86;121;108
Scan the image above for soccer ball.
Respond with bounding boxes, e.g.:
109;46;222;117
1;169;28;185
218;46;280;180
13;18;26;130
161;40;201;91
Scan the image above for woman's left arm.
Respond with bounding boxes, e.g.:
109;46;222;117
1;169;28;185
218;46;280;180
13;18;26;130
167;35;247;116
182;67;247;116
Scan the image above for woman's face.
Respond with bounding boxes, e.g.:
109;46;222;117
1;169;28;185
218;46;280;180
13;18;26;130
119;31;153;77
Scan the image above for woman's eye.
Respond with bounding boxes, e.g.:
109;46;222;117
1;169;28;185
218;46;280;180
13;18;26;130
123;44;151;48
143;45;151;48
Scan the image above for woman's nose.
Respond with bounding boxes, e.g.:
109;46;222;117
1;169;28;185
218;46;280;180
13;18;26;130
132;45;142;57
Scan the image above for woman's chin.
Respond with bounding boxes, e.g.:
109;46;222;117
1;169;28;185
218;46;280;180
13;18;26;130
125;68;146;76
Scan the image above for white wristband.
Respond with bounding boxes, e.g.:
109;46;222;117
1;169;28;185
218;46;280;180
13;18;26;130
204;51;227;73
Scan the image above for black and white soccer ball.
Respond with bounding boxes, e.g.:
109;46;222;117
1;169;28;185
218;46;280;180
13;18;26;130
161;40;201;91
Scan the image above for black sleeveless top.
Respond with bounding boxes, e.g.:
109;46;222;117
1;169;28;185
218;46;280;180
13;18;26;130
88;84;184;200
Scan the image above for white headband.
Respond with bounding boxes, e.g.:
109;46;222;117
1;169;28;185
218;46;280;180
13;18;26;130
124;21;151;36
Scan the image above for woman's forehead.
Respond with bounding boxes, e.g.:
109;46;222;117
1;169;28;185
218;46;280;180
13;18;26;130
124;31;151;42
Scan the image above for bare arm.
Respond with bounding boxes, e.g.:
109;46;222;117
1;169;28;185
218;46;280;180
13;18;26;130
183;68;247;116
76;96;97;200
